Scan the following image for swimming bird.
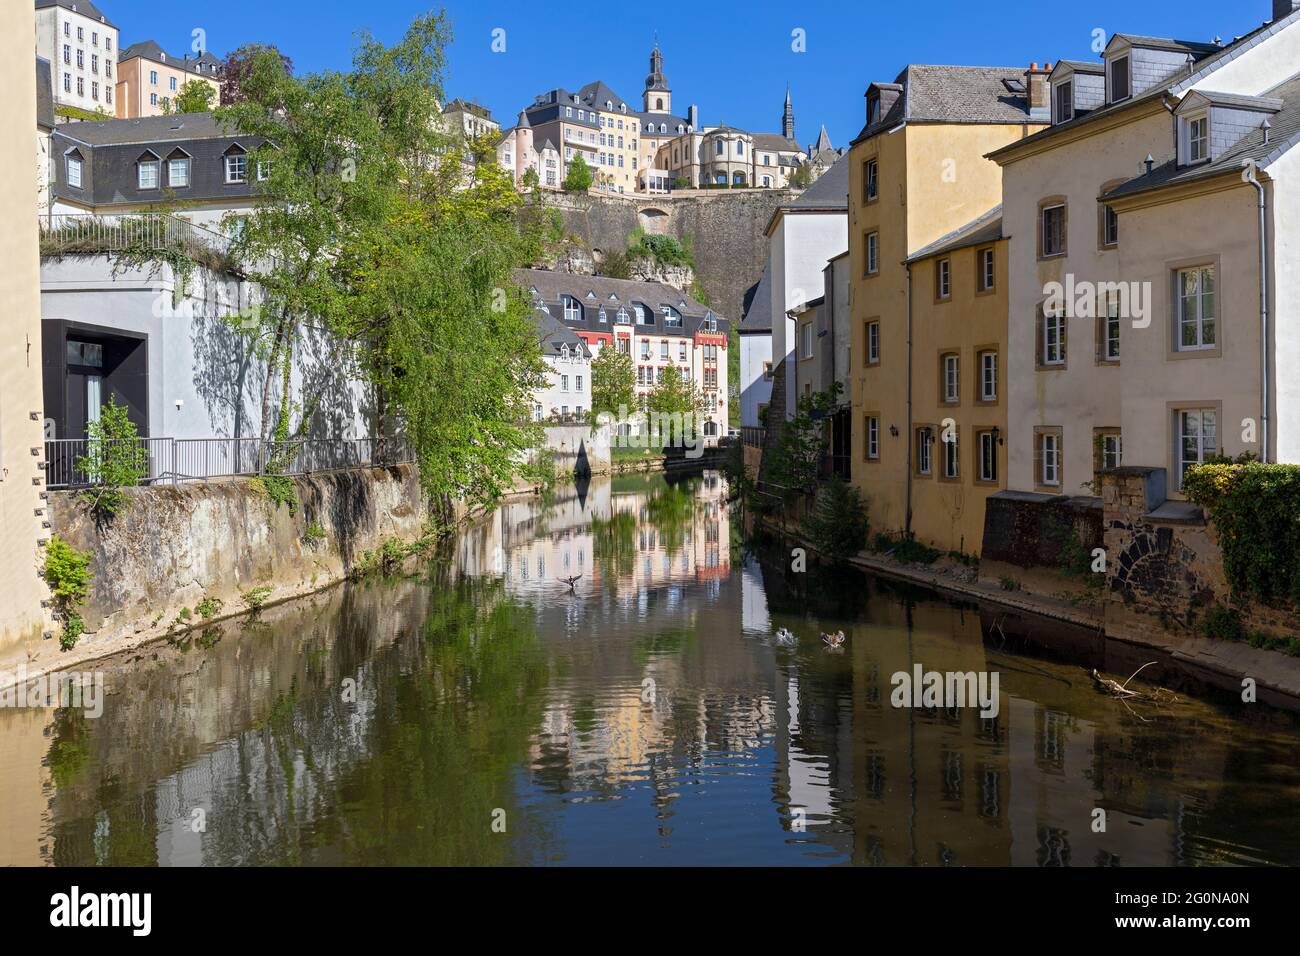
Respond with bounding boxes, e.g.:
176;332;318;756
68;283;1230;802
821;630;846;649
558;574;583;592
775;627;797;646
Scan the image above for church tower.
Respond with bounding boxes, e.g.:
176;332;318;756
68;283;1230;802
782;86;795;140
643;44;672;114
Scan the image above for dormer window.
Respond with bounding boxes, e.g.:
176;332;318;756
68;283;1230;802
561;294;582;322
224;145;248;183
867;93;881;125
662;306;682;328
65;150;83;188
1188;114;1209;163
137;153;161;189
1053;81;1074;123
1109;55;1131;102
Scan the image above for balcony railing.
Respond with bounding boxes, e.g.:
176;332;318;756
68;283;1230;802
44;436;414;490
39;212;238;265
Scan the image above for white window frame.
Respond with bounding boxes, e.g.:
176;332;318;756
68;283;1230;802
801;321;814;359
1105;296;1121;361
1176;409;1217;488
1041;204;1066;257
1176;265;1216;351
937;259;951;299
137;158;160;190
224;152;248;184
1053;80;1074;124
1041;433;1061;487
866;232;879;275
943;429;960;479
1101;433;1123;471
1042;308;1065;366
867;417;880;460
979;431;998;483
917;428;933;476
1109;55;1131;103
867;321;880;363
1187;114;1209;164
943;354;959;403
980;351;997;401
66;154;83;188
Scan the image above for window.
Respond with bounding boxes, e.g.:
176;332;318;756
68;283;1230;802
979;351;997;401
640;340;650;359
942;429;960;480
865;231;879;275
942;354;959;403
916;427;934;476
978;247;995;292
1041;305;1066;366
561;295;581;322
978;431;998;483
762;361;772;381
597;307;607;324
661;305;682;327
660;341;669;361
63;73;70;93
864;159;878;202
1054;81;1074;123
866;321;880;364
63;44;70;65
1039;431;1061;487
560;375;569;392
866;416;880;460
1100;295;1121;362
150;70;159;85
150;92;158;106
1189;115;1209;163
76;49;83;68
1095;429;1123;473
1177;409;1217;488
137;157;160;189
66;153;83;188
91;54;99;74
801;322;814;359
936;259;951;300
1176;265;1216;351
1110;56;1130;102
576;376;583;391
1041;203;1066;257
170;76;178;92
1101;204;1119;247
91;82;99;101
634;304;649;326
715;140;724;156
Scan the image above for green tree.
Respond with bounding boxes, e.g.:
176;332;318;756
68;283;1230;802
646;365;705;419
766;382;842;497
169;79;216;114
76;397;147;519
521;166;539;190
787;164;814;188
220;44;294;106
590;346;636;418
563;156;593;192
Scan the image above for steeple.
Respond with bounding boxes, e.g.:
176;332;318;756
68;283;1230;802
643;40;672;113
782;85;795;140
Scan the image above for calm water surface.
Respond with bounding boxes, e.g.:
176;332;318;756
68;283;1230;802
3;471;1300;866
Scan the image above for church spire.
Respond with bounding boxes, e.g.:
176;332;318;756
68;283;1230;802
782;85;795;140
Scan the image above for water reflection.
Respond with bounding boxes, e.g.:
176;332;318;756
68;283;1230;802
3;471;1300;866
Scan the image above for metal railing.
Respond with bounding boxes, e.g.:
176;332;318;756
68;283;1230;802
40;212;236;263
44;436;414;490
741;426;765;448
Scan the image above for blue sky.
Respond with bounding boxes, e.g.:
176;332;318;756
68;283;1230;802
108;0;1276;147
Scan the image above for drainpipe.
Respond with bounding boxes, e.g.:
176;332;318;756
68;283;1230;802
1242;158;1271;463
905;263;914;535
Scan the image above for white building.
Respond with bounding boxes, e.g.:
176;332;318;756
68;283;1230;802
531;311;593;422
35;0;120;117
738;265;773;431
764;154;849;419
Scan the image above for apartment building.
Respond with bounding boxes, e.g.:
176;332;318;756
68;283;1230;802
516;45;697;194
530;311;594;422
443;99;499;141
654;92;818;189
34;0;120;117
496;111;563;190
2;0;52;655
50;113;264;229
115;40;223;118
765;154;849;422
518;270;729;442
847;66;1045;545
989;2;1300;505
901;209;1009;554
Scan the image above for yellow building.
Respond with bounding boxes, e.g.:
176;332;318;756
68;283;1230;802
1;0;52;655
115;41;223;118
848;66;1046;553
903;211;1009;555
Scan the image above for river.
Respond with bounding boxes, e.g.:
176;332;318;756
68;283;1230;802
2;471;1298;866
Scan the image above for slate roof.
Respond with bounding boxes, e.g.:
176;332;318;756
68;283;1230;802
53;112;235;146
516;268;727;337
1105;72;1300;202
1054;60;1105;76
739;266;772;334
990;10;1300;161
1111;34;1222;55
36;56;55;130
790;151;849;208
119;40;223;78
529;309;591;358
905;206;1003;263
852;65;1042;145
1185;90;1283;112
35;0;115;28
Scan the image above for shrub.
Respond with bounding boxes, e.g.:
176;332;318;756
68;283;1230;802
76;397;148;519
803;477;869;563
1200;605;1245;642
1183;462;1300;606
242;586;274;612
196;596;224;619
43;536;92;651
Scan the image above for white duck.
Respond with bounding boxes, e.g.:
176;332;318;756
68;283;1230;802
775;627;797;647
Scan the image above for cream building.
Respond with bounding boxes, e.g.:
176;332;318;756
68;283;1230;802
115;41;223;118
442;99;499;141
36;57;54;215
34;0;120;117
990;3;1300;503
3;0;53;656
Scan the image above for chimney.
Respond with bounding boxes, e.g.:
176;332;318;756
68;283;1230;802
1025;62;1052;120
1275;1;1300;22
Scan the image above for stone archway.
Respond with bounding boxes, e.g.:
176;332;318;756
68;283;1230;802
638;206;671;235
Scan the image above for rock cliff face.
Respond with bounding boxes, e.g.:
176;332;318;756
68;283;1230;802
533;189;797;321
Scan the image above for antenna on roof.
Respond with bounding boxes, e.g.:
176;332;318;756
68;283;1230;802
1144;154;1155;174
1263;118;1272;144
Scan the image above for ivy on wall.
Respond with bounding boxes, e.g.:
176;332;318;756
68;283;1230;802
1183;462;1300;607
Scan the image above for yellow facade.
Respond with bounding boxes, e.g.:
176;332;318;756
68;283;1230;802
849;121;1041;554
